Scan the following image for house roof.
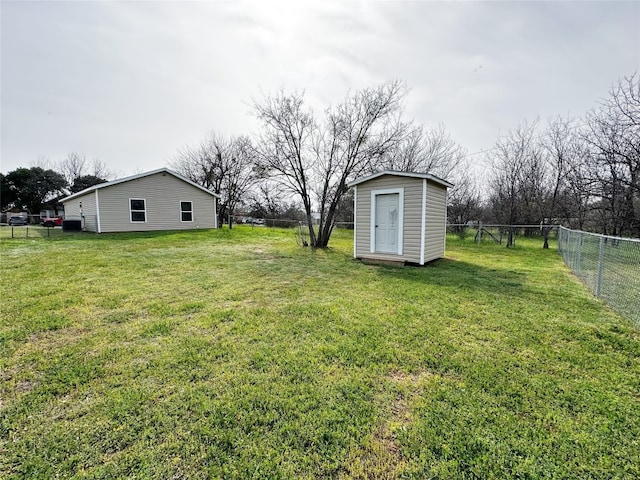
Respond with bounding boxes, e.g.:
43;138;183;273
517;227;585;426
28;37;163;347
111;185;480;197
61;167;221;203
347;170;454;189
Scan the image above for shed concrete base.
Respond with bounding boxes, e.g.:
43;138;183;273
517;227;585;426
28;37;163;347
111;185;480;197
358;257;407;267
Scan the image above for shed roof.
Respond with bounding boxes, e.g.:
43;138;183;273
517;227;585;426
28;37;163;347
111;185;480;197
347;170;454;189
61;168;220;203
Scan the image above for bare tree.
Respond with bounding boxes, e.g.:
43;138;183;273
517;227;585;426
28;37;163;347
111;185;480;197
172;143;217;190
248;182;286;219
247;182;306;222
379;123;474;237
253;81;407;248
88;159;113;180
489;120;544;246
252;89;319;243
379;123;465;180
611;74;640;205
171;133;256;228
537;117;570;247
30;156;54;170
482;73;639;238
582;74;640;236
221;136;257;228
57;153;113;193
59;152;87;185
545;122;593;231
447;169;482;231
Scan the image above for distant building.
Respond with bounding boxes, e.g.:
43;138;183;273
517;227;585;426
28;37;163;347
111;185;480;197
61;168;219;233
40;195;66;219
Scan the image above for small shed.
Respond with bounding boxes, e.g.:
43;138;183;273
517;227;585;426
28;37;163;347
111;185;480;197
61;168;219;233
347;170;453;265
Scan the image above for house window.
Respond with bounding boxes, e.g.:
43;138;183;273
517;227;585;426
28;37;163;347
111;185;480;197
181;201;193;222
130;199;146;222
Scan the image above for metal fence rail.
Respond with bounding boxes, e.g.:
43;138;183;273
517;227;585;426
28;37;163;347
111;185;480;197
558;226;640;327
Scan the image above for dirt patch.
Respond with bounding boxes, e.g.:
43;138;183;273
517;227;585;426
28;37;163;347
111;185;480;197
387;369;435;385
341;427;406;479
341;370;436;479
15;380;37;393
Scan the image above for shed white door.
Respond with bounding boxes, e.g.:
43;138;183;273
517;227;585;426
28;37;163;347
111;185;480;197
375;193;400;253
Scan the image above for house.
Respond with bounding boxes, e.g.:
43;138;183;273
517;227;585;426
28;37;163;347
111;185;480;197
40;195;66;220
61;168;219;233
347;170;453;265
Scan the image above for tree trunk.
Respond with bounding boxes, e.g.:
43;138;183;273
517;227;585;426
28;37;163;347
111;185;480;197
218;205;227;229
314;224;331;248
542;226;551;249
303;199;317;247
312;203;339;248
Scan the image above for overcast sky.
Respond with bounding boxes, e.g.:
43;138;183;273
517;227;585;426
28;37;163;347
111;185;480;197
1;0;639;178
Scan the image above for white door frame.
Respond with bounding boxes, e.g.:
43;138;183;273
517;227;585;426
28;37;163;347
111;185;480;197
370;188;404;255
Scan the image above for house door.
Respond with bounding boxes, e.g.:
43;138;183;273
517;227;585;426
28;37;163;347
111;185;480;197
375;193;400;253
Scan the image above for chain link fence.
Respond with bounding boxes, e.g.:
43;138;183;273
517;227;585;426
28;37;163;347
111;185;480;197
0;224;68;239
446;224;558;245
1;215;93;239
558;226;640;327
229;216;355;230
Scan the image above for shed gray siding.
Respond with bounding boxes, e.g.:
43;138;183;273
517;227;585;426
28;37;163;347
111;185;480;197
95;172;216;233
423;182;447;262
354;175;423;264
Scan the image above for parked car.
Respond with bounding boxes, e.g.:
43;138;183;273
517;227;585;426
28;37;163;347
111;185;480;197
41;216;63;227
8;216;27;226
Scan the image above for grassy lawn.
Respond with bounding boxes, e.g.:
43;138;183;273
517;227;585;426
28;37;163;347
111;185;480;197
1;227;639;479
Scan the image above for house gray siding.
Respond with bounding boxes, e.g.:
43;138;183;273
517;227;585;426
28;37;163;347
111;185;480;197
64;192;98;232
423;181;447;262
95;172;216;233
354;175;423;264
353;174;449;265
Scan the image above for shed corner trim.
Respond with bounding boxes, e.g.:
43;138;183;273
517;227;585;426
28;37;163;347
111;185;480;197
420;179;427;265
95;189;102;234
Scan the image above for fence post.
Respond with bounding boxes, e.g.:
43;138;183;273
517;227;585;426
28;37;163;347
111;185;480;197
558;227;564;253
596;236;604;297
557;227;562;252
571;230;577;270
576;232;583;274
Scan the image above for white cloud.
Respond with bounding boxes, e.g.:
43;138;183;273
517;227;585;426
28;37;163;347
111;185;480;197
1;0;638;176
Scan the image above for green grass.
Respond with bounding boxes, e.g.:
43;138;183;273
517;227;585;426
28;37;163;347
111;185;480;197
1;227;639;479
